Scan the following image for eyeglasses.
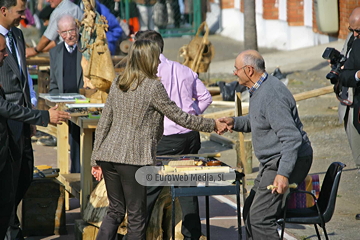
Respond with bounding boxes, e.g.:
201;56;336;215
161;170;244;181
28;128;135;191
233;65;248;74
348;26;360;34
59;28;76;37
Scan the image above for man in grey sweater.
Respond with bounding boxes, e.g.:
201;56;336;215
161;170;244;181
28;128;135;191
219;49;313;239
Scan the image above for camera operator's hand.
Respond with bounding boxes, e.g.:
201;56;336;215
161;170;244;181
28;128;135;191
356;70;360;79
336;39;360;88
322;47;345;84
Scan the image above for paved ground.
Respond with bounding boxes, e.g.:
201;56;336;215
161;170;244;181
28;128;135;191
24;33;360;239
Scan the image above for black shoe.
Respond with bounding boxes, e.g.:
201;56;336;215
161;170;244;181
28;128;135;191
5;226;24;240
38;136;57;146
356;214;360;220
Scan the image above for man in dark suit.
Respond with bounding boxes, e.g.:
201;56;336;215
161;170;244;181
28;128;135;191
0;0;51;238
0;0;35;236
0;32;70;239
337;7;360;169
339;28;360;221
336;7;360;220
49;14;83;173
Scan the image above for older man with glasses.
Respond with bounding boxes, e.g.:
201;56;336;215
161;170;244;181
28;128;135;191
49;14;84;173
26;0;83;57
219;49;313;239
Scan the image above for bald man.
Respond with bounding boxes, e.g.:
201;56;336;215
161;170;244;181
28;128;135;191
219;50;313;239
338;7;360;221
337;7;360;169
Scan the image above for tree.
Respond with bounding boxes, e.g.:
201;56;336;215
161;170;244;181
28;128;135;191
244;0;258;50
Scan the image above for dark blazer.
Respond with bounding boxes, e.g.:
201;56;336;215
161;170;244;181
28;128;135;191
49;42;83;94
0;86;49;172
340;39;360;88
91;78;215;167
0;27;32;141
340;39;360;133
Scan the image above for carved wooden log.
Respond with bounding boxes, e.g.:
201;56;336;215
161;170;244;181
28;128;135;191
82;179;127;235
147;187;183;240
83;180;184;239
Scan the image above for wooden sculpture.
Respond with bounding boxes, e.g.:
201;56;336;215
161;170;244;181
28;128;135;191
179;21;215;73
79;0;115;103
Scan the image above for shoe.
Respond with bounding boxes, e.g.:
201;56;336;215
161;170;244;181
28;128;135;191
356;214;360;220
38;136;57;146
4;226;24;240
31;130;47;142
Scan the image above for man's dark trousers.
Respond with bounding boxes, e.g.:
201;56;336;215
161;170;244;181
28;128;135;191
69;121;81;173
245;155;313;239
148;131;202;239
8;128;33;239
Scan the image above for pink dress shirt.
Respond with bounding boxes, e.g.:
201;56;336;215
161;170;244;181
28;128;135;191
158;54;212;136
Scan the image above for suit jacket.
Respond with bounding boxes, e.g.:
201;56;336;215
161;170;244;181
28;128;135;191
0;86;49;172
49;42;83;94
339;39;360;133
91;78;215;166
0;27;32;141
338;33;354;122
340;39;360;88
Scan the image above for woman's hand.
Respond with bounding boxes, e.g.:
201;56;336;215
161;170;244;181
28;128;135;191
91;166;103;181
216;117;234;134
214;119;228;135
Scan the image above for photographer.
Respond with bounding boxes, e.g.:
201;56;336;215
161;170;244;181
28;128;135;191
336;7;360;221
336;7;360;167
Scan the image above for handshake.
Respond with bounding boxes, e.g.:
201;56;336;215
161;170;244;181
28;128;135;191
214;117;235;135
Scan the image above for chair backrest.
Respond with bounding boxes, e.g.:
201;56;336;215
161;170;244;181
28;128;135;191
317;162;346;222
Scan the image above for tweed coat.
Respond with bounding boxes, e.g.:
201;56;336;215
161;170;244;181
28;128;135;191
49;42;83;94
91;78;215;166
0;27;32;141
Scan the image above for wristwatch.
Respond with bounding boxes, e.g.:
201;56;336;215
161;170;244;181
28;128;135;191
34;47;41;54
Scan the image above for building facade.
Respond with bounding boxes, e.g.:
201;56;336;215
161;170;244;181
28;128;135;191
217;0;358;50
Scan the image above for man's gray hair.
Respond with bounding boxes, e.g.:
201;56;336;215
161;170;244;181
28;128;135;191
243;53;266;72
57;14;77;30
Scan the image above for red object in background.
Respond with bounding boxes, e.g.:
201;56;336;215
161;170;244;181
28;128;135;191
20;19;27;28
124;17;140;41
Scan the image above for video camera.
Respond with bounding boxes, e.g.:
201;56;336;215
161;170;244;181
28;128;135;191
322;47;347;84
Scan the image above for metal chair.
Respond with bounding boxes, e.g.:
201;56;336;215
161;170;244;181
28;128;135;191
277;162;346;240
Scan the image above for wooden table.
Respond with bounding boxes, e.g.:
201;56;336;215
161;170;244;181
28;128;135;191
170;173;243;240
56;116;98;214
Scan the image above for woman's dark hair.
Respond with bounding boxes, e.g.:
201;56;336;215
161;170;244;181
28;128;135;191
134;30;164;53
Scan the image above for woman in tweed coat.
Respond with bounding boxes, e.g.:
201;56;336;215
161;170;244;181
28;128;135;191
90;40;226;240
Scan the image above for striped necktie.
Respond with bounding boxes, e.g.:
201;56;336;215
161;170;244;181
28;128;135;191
7;31;18;65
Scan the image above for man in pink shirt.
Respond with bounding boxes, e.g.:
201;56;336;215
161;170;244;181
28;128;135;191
135;30;212;239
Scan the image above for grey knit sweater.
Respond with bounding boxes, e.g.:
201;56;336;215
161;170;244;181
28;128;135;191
233;74;312;178
91;78;215;166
